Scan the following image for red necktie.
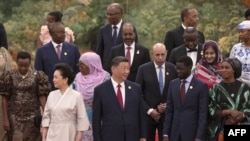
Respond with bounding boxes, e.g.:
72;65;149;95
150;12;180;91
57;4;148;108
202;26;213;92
117;84;123;109
180;80;186;104
126;47;131;65
56;44;61;59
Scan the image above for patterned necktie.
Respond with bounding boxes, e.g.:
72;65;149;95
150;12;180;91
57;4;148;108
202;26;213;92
180;80;186;104
56;44;61;59
126;47;131;65
112;25;118;45
117;84;123;109
158;66;164;94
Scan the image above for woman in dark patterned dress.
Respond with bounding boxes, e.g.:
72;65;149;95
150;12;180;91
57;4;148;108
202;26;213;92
207;58;250;141
0;52;50;141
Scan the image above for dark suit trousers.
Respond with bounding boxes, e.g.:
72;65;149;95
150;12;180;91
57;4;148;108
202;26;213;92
147;116;163;141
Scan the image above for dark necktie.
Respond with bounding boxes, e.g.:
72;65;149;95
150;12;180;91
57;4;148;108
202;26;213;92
112;25;118;45
158;66;164;94
126;47;131;65
117;84;123;109
56;44;61;59
180;80;186;104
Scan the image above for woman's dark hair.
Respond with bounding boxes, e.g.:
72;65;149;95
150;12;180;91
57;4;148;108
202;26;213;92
16;51;31;62
245;8;250;19
54;63;75;85
222;58;242;79
48;11;63;22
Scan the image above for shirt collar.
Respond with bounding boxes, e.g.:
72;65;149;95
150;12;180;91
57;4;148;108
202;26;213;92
113;19;123;30
186;45;198;52
183;74;193;83
52;41;62;48
154;62;165;69
111;77;125;88
182;23;187;29
124;42;135;49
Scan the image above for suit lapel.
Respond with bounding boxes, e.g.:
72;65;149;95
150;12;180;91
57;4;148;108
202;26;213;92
162;63;171;96
61;42;68;61
131;44;139;67
119;45;125;56
124;81;134;111
107;25;113;44
186;77;196;97
149;63;161;95
47;42;59;61
197;44;203;63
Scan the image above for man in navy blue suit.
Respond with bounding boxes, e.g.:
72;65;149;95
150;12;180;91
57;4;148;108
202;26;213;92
136;43;177;141
163;56;208;141
95;3;138;71
93;56;146;141
34;22;80;90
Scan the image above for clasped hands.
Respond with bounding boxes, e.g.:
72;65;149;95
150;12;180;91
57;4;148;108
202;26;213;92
224;109;245;125
150;103;166;122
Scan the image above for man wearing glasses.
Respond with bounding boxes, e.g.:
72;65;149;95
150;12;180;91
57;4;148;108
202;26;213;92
96;3;138;71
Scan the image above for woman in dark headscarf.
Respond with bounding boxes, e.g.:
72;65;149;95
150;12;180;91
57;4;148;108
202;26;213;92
193;40;222;89
207;58;250;141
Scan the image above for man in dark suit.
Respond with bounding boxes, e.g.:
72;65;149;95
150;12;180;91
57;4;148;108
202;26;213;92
0;23;8;49
108;22;150;82
164;7;205;60
93;56;146;141
169;27;203;69
96;3;138;71
135;43;177;141
34;22;80;90
163;56;208;141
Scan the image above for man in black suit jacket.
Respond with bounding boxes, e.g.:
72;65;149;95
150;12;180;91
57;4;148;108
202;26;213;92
0;23;8;49
109;22;150;82
136;43;177;141
96;3;138;71
164;7;205;60
169;27;203;69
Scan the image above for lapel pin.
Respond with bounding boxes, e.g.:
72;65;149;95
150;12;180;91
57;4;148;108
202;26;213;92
189;86;193;89
128;86;131;89
166;72;169;76
64;52;67;56
136;50;140;54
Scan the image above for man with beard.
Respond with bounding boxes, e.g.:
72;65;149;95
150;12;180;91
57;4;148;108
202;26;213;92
96;3;138;71
108;22;150;82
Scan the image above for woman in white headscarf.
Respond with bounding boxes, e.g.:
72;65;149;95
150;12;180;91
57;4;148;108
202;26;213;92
230;20;250;87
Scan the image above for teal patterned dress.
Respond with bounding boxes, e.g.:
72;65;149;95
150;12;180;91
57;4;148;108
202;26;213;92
207;80;250;140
